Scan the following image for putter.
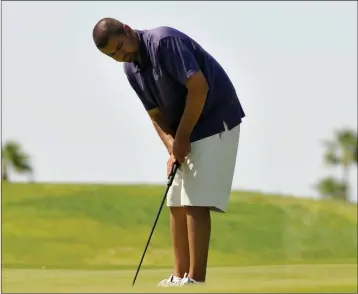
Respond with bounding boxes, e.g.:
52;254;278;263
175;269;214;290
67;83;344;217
132;161;180;287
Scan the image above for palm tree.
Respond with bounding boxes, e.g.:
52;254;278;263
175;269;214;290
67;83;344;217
322;129;357;200
2;140;33;182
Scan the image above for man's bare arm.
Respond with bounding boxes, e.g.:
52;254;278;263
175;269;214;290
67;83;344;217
148;108;175;154
175;71;209;141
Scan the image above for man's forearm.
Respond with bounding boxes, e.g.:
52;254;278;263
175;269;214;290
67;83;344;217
150;111;175;154
176;88;208;140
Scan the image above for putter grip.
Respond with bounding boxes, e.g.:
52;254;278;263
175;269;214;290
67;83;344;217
167;162;180;185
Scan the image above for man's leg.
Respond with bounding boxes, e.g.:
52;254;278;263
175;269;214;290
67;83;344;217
180;123;241;284
186;206;211;282
170;207;190;278
165;168;190;280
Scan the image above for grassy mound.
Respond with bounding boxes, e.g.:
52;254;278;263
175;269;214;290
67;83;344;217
2;183;357;269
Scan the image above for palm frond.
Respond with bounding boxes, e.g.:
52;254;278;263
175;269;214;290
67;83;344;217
323;151;340;165
2;140;33;174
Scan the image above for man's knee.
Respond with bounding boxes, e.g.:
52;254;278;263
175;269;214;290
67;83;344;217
170;206;187;217
185;206;210;217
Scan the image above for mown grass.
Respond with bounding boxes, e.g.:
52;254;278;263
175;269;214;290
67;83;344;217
3;265;357;293
2;183;357;292
2;183;357;270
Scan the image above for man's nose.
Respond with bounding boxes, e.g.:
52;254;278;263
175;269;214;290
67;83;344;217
116;49;126;60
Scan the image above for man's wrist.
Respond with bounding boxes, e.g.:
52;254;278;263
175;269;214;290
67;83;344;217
165;136;174;154
175;129;191;141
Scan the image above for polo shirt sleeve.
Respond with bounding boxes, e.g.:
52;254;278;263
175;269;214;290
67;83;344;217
123;65;158;111
157;37;200;85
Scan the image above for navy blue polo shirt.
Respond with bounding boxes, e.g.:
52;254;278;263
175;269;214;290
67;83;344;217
124;26;245;142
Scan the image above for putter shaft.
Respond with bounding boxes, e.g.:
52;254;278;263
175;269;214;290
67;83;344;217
132;162;180;287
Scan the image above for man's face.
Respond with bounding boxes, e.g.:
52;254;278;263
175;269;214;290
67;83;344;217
100;32;139;63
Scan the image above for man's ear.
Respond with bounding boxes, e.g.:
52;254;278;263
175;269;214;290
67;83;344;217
123;24;131;31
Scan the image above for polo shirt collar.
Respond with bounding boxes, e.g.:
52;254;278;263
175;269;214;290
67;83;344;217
133;30;150;72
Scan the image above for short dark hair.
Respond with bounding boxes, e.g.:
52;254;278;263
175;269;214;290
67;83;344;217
92;18;125;49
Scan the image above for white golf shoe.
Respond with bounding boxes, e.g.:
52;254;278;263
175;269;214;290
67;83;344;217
179;273;202;286
157;274;183;287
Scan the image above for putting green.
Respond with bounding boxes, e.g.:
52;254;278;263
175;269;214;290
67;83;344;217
2;264;357;293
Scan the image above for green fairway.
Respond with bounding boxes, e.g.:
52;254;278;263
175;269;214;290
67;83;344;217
2;264;357;293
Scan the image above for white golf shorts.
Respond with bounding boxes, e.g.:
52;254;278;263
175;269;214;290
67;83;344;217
167;122;240;213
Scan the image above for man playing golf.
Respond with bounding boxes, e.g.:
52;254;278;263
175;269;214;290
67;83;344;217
92;18;245;286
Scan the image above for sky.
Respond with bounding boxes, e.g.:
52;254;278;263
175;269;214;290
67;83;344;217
2;1;357;201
